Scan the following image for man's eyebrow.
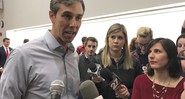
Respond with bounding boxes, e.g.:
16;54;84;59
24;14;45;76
62;11;72;14
62;11;83;16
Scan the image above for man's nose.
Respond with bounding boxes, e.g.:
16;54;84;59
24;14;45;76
69;18;78;31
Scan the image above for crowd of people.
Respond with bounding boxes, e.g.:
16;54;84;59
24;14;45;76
0;0;185;99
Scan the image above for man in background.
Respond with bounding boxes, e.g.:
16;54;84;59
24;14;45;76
78;36;98;82
78;36;98;99
0;0;85;99
131;27;153;73
0;38;13;78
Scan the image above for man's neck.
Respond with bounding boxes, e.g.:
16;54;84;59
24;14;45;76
3;45;8;48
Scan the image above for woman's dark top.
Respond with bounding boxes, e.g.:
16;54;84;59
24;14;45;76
94;54;143;99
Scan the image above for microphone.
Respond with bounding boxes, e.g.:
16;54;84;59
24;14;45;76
88;62;97;72
100;68;122;90
50;80;65;99
79;80;99;99
87;62;102;77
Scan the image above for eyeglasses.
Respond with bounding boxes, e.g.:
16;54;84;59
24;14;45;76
138;43;149;48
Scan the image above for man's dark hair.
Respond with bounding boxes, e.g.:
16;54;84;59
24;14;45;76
82;36;87;43
50;0;85;16
84;37;98;46
23;39;29;43
3;38;10;42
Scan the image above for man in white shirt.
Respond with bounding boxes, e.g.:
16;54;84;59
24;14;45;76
0;0;85;99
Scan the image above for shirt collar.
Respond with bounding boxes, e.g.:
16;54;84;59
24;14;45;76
3;45;8;49
44;30;75;52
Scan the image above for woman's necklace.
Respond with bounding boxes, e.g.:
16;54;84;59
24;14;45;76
152;78;170;99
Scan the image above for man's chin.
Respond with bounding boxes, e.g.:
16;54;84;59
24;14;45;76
65;38;73;43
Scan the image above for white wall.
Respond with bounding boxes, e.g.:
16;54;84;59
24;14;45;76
7;26;50;48
1;0;185;45
2;0;185;30
6;3;185;53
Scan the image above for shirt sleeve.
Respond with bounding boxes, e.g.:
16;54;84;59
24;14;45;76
0;47;29;99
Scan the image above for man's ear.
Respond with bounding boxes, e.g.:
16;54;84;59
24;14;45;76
49;11;55;23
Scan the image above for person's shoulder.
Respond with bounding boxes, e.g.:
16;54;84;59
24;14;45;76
79;54;85;59
93;54;101;61
0;47;3;51
181;76;185;82
136;74;146;78
13;38;44;52
174;77;185;90
0;46;3;53
135;74;148;82
77;45;83;49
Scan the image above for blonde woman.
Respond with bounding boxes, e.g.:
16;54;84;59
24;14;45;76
93;23;142;99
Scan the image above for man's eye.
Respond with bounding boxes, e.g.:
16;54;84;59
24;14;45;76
76;16;82;21
62;14;72;20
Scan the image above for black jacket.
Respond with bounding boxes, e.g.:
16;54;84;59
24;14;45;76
94;54;142;99
0;46;13;67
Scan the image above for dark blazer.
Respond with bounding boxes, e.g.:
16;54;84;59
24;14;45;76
0;46;13;67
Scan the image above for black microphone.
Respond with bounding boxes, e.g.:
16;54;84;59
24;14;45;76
87;62;102;77
88;62;97;72
50;80;65;99
79;80;99;99
100;68;122;90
